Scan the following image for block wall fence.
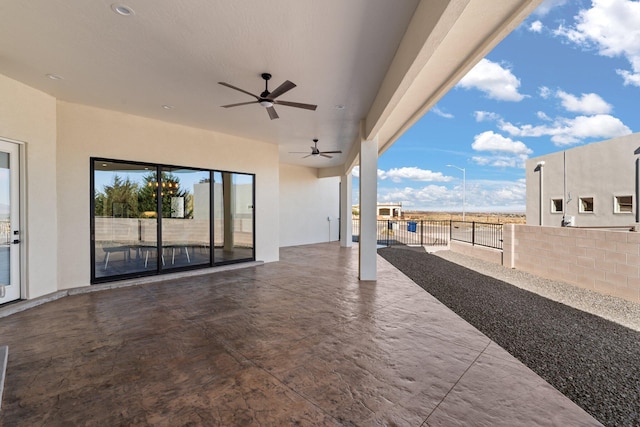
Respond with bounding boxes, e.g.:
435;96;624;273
501;224;640;303
449;224;640;303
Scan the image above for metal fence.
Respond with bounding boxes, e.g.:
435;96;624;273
450;221;503;250
352;219;503;250
352;219;450;247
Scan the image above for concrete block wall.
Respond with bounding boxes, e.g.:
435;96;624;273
504;224;640;303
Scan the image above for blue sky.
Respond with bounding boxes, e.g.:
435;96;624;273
354;0;640;213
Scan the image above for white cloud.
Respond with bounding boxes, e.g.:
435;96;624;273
470;131;531;169
556;90;612;114
471;131;533;155
529;20;543;33
378;167;452;183
378;185;451;207
472;155;529;168
539;86;552;99
377;180;526;212
352;166;359;178
617;69;640;86
499;114;631;146
554;0;640;86
431;106;454;119
457;58;526;101
534;0;569;16
474;111;501;122
537;111;552;121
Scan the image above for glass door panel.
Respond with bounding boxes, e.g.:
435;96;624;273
212;172;224;261
213;172;254;263
160;167;211;270
0;140;20;304
232;173;254;260
93;160;158;279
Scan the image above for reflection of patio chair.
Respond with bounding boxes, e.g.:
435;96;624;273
169;245;190;264
103;245;131;270
142;246;165;268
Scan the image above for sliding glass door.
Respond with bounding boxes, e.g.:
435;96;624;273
92;159;254;283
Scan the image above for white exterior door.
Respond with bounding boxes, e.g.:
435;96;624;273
0;139;21;304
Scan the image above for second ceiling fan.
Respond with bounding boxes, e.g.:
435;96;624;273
218;73;317;120
290;139;342;159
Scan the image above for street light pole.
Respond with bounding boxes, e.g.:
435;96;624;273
447;164;466;221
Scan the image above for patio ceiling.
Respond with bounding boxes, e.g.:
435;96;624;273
0;0;542;171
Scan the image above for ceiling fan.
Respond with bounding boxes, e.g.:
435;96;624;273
218;73;317;120
290;139;342;159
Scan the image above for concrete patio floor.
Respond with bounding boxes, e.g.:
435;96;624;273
0;243;600;426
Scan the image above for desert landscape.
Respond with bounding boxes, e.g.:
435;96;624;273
397;211;526;224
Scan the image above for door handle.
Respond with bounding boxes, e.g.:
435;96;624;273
12;239;20;244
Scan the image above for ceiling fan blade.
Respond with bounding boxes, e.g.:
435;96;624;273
320;153;333;158
268;80;296;99
275;100;317;110
267;106;279;120
320;150;342;154
218;82;260;100
288;151;309;154
220;101;258;108
302;154;312;158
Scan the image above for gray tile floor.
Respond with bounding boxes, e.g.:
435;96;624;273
0;243;600;426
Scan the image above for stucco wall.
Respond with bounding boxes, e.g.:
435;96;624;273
504;224;640;303
0;74;58;299
279;163;340;247
526;133;640;227
56;101;280;290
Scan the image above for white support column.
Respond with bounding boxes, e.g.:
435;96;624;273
340;173;353;248
359;135;378;281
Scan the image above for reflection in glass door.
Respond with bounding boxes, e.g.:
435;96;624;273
0;140;21;304
92;160;158;279
92;158;255;283
160;167;211;270
213;172;254;263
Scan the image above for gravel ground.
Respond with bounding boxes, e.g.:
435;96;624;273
379;246;640;427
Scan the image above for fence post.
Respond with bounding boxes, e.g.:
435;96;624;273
472;221;476;246
387;220;390;247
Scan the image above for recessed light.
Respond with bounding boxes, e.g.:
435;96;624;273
46;73;63;80
334;105;345;110
162;105;174;110
102;163;108;167
111;4;134;16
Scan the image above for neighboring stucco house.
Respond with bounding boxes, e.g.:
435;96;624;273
377;203;403;219
526;133;640;228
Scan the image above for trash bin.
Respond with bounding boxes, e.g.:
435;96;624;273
407;221;417;232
